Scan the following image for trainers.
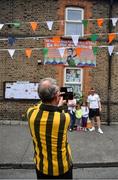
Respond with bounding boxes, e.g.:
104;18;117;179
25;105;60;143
98;128;103;134
69;128;72;132
89;127;95;131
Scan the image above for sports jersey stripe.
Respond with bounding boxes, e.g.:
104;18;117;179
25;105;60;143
34;109;43;172
51;112;60;176
46;111;54;175
39;111;49;175
57;113;66;175
28;108;40;169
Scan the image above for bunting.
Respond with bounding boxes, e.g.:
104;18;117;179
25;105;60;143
92;47;99;55
0;44;117;61
0;24;4;30
30;22;38;32
71;35;80;46
53;36;60;45
58;47;65;58
82;19;88;28
108;33;116;43
0;17;117;32
8;36;16;46
13;21;21;28
97;18;104;27
90;34;99;42
111;18;118;27
43;48;48;56
108;46;114;56
25;48;32;58
46;21;53;30
8;49;15;59
75;48;82;56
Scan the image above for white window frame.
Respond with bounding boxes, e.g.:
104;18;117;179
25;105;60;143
65;7;84;36
64;67;83;94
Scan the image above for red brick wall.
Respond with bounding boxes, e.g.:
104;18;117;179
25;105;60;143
0;0;118;122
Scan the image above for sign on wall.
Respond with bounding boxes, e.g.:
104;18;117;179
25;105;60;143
44;39;96;67
4;81;40;100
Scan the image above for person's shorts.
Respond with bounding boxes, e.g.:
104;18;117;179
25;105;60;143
89;108;100;119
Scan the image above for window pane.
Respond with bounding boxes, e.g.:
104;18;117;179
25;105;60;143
66;22;82;35
67;9;82;20
65;84;82;95
65;69;81;83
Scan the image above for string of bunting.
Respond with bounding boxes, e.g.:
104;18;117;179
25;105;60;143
0;44;117;59
0;32;118;46
0;17;118;31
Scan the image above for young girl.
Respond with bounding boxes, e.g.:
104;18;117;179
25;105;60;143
75;103;82;131
81;102;89;131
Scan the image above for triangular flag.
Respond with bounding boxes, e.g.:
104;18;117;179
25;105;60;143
108;46;114;56
75;47;82;56
90;34;99;42
25;48;32;58
43;48;48;56
0;24;4;30
71;35;80;46
30;22;38;32
111;18;118;27
97;18;104;27
8;36;16;46
46;21;53;30
53;36;60;45
58;48;65;58
8;49;15;59
13;21;21;28
92;47;99;55
108;33;116;43
82;19;88;28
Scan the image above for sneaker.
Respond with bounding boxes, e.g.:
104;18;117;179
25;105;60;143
69;128;72;132
98;128;103;134
89;127;95;131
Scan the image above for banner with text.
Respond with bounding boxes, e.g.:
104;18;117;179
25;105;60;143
44;39;96;67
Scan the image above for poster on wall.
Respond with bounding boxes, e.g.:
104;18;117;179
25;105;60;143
44;39;96;67
4;81;40;100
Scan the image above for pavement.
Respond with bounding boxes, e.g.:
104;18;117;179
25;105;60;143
0;121;118;169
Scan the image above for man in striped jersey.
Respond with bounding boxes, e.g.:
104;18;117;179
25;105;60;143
27;78;73;179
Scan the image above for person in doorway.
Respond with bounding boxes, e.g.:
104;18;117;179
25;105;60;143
27;78;73;179
87;88;103;134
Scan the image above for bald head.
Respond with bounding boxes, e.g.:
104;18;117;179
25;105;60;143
38;78;59;103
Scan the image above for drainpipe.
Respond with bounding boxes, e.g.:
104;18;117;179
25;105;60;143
107;0;113;125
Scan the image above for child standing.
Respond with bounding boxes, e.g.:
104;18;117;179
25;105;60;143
75;103;82;130
81;102;89;131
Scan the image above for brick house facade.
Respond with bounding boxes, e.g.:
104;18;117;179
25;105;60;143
0;0;118;122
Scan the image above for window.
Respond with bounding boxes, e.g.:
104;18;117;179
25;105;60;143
65;7;84;36
64;67;83;95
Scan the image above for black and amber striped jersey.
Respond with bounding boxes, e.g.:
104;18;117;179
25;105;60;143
27;103;73;176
